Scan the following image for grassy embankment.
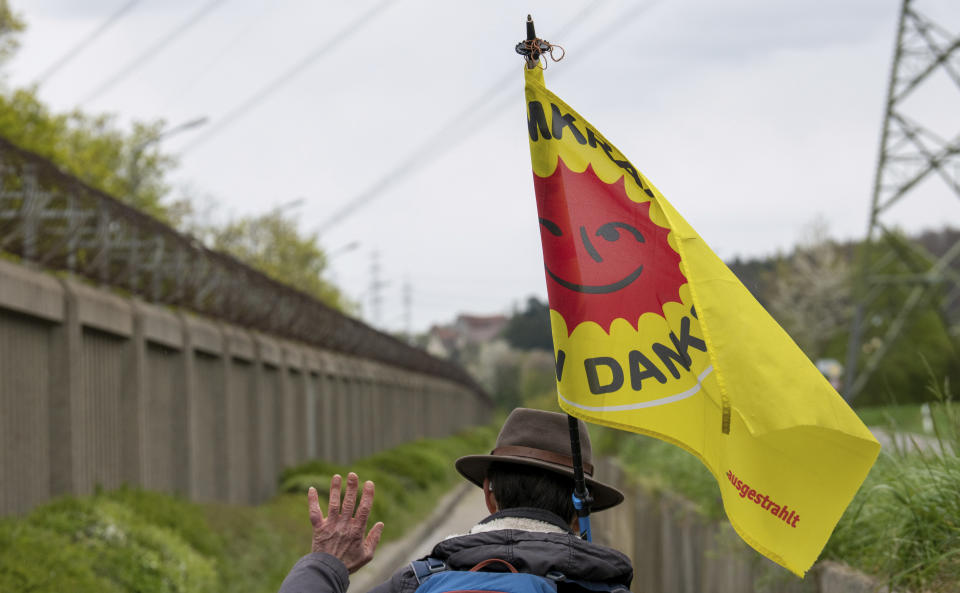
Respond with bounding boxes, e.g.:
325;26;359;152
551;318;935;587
592;382;960;592
0;425;497;593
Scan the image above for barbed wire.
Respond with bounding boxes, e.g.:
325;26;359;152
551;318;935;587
0;136;486;398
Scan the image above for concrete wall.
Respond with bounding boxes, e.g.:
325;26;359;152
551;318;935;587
591;458;891;593
0;259;490;516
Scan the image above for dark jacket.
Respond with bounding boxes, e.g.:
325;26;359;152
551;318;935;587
278;508;634;593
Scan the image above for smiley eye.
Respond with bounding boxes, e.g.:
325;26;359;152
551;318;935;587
539;218;563;236
597;222;645;243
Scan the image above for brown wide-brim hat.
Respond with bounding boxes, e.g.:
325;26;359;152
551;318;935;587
455;408;624;511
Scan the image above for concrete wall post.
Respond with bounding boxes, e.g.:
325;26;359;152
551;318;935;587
49;278;81;498
179;312;197;498
305;370;317;461
123;302;147;489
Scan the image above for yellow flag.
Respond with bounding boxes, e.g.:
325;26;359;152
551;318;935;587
524;66;879;576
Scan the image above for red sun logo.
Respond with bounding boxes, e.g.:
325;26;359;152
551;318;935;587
534;157;686;334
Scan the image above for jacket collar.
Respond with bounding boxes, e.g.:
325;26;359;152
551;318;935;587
475;508;574;534
428;524;633;587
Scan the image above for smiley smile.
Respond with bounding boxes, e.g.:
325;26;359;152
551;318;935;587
545;265;644;294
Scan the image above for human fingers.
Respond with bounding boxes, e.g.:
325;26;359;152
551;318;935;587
341;472;359;517
356;480;375;527
328;474;342;516
364;521;385;556
308;486;324;527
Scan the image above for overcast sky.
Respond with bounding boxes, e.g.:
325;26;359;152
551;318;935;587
7;0;960;334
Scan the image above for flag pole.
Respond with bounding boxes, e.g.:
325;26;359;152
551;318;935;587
515;13;594;541
567;414;594;541
515;14;548;70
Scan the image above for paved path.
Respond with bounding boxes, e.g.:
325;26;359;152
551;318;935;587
349;483;487;592
869;426;949;455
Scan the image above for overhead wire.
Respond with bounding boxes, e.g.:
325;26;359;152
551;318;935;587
159;1;278;112
324;0;662;325
315;0;661;235
81;0;230;105
35;0;143;85
181;0;398;154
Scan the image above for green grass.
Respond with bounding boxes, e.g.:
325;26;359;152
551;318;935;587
0;424;497;593
824;379;960;592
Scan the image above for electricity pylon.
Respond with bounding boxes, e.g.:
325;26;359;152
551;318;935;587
843;0;960;401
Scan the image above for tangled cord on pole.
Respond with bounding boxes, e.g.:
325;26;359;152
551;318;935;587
515;37;565;69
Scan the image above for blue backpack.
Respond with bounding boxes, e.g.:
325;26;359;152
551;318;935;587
410;557;629;593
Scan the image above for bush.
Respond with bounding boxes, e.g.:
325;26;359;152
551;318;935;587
0;519;118;593
0;424;497;593
0;495;218;593
278;427;498;544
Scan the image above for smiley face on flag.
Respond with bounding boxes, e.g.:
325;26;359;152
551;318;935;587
534;157;686;334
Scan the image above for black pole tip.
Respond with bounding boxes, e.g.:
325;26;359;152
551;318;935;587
526;15;536;41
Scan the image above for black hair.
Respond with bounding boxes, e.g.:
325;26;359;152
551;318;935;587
486;461;576;523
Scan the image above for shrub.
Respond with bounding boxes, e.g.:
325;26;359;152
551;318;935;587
278;426;498;544
0;519;119;593
3;495;217;593
0;424;497;593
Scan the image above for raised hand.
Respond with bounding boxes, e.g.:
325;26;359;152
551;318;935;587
308;473;385;574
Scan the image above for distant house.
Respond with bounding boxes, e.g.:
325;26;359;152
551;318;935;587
454;314;508;345
425;325;459;359
426;313;508;360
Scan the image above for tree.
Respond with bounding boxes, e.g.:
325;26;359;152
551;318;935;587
758;219;960;405
201;208;353;313
470;340;556;411
851;230;960;405
501;296;553;351
0;3;178;221
766;218;853;360
0;89;178;221
0;0;24;64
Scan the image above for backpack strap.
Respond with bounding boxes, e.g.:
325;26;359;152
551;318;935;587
412;556;626;593
557;579;630;593
410;557;448;584
541;571;629;593
469;559;519;573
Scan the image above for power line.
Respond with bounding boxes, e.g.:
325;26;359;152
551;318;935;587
159;1;277;112
316;0;660;234
182;0;397;153
35;0;143;85
81;0;229;105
